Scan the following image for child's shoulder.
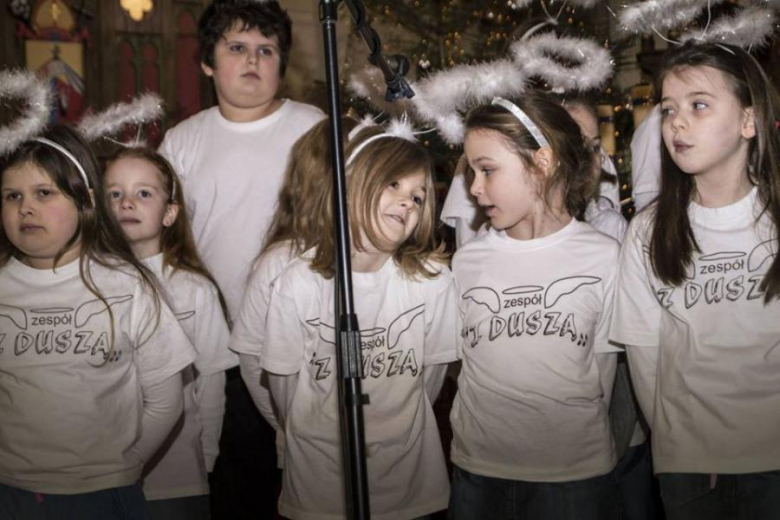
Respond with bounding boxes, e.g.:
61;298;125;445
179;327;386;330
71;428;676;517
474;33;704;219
160;107;219;145
282;99;326;124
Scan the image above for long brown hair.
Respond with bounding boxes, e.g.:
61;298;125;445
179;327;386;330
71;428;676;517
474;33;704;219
0;125;161;356
308;125;447;279
464;92;595;220
104;147;230;322
260;117;358;260
650;42;780;302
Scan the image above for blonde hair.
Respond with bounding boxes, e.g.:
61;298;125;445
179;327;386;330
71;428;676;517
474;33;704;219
309;125;446;279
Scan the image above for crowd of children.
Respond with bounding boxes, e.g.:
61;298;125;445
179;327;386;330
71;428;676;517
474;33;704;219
1;0;779;519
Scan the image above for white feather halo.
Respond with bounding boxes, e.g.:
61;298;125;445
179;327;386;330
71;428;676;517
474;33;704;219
412;59;528;122
0;69;52;156
618;0;726;36
509;33;614;92
77;92;163;145
681;6;777;49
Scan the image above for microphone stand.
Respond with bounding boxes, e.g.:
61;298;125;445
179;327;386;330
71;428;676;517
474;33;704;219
318;1;414;519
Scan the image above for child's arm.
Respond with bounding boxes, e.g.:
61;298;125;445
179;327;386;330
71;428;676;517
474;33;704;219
240;353;280;430
267;373;298;427
137;373;185;464
194;370;226;472
625;345;657;429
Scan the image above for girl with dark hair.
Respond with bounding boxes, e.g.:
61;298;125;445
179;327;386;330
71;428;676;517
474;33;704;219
0;126;195;519
611;41;780;519
104;147;236;520
450;93;621;519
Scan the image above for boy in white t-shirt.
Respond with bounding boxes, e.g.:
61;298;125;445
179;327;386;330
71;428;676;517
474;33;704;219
158;1;325;517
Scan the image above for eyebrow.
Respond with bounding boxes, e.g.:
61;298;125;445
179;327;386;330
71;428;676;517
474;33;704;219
661;91;715;103
222;39;279;49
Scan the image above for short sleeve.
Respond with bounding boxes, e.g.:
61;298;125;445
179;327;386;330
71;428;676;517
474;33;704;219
609;215;662;348
230;267;274;357
422;266;460;366
133;288;196;388
259;270;307;376
193;282;237;376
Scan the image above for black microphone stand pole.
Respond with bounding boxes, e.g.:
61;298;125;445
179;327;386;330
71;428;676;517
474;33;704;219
318;1;414;519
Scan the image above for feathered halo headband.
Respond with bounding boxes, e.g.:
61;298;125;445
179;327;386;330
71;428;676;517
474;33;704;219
349;32;614;145
0;69;164;193
618;0;778;51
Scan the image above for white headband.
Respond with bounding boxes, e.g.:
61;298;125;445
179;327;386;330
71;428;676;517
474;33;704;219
345;117;418;166
491;97;550;149
33;137;91;189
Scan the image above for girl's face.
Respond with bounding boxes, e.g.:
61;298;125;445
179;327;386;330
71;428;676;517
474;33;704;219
660;65;755;182
1;162;81;269
105;157;178;259
369;169;427;250
465;129;544;239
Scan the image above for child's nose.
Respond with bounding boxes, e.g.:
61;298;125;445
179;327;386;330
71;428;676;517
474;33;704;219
470;178;483;197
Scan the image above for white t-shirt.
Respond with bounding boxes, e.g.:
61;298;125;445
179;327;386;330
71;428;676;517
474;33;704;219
231;241;304;465
611;188;780;474
141;254;237;500
0;258;196;494
159;100;326;317
630;104;661;212
443;153;621;247
451;221;620;482
261;258;459;520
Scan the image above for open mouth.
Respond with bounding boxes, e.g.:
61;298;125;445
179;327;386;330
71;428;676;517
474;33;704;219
483;205;497;217
386;214;405;226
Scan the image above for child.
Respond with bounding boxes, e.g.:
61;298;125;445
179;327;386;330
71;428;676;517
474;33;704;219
450;93;621;519
260;124;459;519
231;116;359;461
441;97;623;247
104;147;237;520
158;2;325;515
0;125;195;518
611;41;780;519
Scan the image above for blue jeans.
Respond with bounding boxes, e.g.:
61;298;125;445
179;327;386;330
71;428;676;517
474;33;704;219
449;465;620;520
0;482;149;520
659;471;780;520
146;494;210;520
614;441;654;520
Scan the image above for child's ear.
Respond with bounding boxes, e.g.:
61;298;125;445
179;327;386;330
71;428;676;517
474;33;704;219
741;107;756;139
201;62;215;78
162;203;180;227
533;147;555;177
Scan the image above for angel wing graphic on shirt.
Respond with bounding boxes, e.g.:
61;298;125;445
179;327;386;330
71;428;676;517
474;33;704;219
463;287;501;314
0;304;27;330
387;304;424;350
748;240;776;273
74;295;133;328
305;318;385;346
305;304;425;351
544;276;601;308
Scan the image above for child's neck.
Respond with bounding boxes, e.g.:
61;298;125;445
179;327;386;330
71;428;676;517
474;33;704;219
131;241;161;261
351;249;391;273
693;168;753;208
218;98;283;123
506;206;572;241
